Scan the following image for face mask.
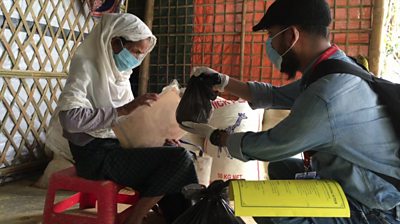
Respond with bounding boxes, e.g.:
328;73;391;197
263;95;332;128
113;40;140;72
265;27;296;71
266;39;283;70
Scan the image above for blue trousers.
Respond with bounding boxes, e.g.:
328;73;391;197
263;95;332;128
254;158;400;224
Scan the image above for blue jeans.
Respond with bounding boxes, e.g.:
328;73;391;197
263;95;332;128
254;159;400;224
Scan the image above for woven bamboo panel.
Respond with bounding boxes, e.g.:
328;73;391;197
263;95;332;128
192;0;275;87
129;0;373;93
328;0;373;58
0;0;96;181
129;0;194;93
191;0;373;87
0;76;65;182
0;0;95;73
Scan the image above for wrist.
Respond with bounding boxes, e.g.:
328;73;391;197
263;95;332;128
116;105;127;116
210;129;228;147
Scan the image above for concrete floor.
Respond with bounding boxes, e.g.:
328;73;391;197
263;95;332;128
0;176;256;224
0;175;165;224
0;176;50;224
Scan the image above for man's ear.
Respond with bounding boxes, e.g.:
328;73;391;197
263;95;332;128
284;26;299;45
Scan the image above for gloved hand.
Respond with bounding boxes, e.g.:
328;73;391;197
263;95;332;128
180;121;216;139
191;67;230;92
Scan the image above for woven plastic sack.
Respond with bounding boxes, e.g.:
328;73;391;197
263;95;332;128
113;80;185;148
206;98;267;182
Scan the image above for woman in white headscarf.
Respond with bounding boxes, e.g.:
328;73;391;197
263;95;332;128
54;13;197;224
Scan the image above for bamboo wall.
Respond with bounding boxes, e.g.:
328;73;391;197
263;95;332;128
130;0;374;93
0;0;95;182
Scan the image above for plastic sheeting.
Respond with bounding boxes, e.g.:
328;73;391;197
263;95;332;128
191;0;373;86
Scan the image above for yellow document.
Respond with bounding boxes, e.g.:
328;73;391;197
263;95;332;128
230;179;349;217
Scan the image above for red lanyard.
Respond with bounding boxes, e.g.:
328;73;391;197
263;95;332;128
312;44;340;69
303;151;313;171
303;44;340;171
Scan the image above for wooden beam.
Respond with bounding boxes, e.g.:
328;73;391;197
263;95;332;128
369;0;387;76
240;0;247;81
0;70;67;78
138;0;155;95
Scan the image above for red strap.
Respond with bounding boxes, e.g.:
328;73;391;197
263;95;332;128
303;151;313;171
312;44;340;70
303;45;340;171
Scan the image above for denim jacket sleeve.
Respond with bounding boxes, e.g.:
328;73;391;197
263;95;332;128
227;88;334;162
247;79;302;110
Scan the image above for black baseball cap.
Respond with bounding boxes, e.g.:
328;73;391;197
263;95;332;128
253;0;332;31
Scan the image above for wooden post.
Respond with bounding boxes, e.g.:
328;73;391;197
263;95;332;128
239;0;247;81
139;0;155;95
368;0;387;76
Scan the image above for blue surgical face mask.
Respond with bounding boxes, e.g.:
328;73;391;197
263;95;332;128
266;38;283;70
265;27;296;71
113;40;141;72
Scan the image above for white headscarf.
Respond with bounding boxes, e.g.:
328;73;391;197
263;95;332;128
46;13;156;159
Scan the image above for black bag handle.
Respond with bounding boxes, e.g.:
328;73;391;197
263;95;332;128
308;59;400;190
305;58;373;88
309;59;400;135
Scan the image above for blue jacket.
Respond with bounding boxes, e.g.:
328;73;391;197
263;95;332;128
226;49;400;210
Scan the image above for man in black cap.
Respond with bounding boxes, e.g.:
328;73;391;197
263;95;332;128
182;0;400;223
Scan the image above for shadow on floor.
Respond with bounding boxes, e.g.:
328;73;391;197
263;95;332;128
0;177;166;224
0;177;255;224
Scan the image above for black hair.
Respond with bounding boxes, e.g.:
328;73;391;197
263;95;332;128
298;25;330;39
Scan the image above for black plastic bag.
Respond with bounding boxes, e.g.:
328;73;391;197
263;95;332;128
172;180;245;224
157;193;192;224
176;75;218;125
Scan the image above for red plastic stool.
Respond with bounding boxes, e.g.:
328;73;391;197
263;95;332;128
43;166;140;224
